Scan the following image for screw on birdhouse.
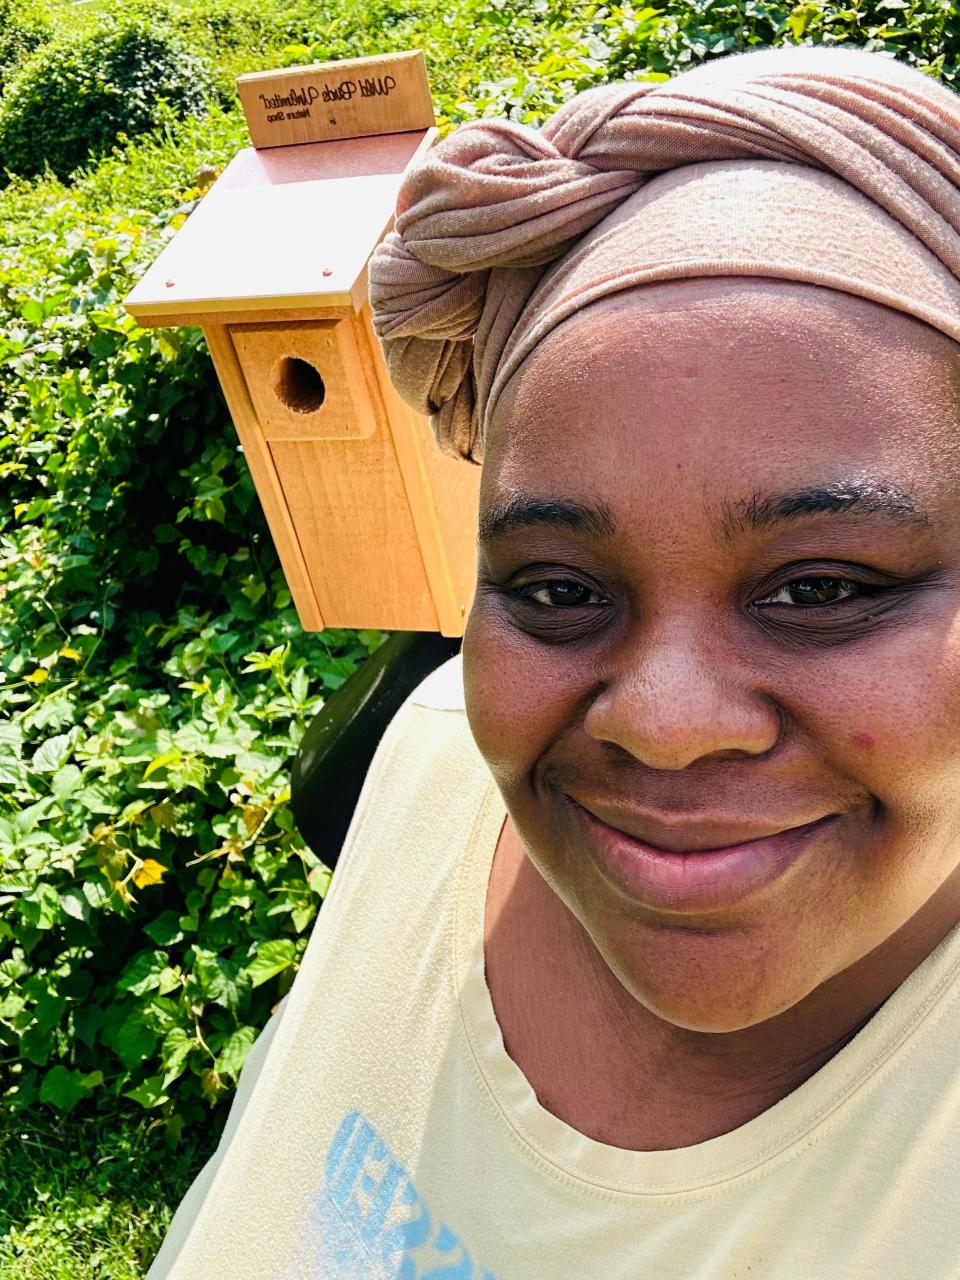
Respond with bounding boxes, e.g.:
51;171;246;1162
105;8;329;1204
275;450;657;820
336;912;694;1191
322;268;333;277
165;279;175;288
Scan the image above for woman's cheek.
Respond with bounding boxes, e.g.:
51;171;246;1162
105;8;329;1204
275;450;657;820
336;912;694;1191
782;624;960;804
463;606;569;791
463;607;528;785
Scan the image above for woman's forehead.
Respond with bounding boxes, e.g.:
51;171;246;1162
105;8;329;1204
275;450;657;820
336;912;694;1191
483;280;960;521
497;279;960;393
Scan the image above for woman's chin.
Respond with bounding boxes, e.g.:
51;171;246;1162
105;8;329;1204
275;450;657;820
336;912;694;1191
595;929;824;1035
639;997;796;1035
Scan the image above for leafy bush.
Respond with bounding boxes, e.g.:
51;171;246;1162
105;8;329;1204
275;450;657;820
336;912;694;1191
0;18;214;183
592;0;959;89
0;0;51;91
0;124;384;1134
168;0;328;90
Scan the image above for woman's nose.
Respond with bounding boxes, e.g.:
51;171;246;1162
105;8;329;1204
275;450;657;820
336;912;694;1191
582;624;781;770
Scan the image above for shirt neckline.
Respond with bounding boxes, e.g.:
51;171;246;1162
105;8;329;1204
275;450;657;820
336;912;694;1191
453;777;960;1201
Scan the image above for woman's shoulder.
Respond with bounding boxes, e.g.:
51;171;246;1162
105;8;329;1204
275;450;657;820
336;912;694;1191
405;651;467;712
325;653;489;895
370;651;475;773
367;651;485;814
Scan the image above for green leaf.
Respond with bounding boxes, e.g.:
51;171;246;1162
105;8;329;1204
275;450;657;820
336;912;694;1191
20;1024;54;1067
143;910;184;946
235;749;280;779
125;1074;170;1108
39;1065;91;1114
32;991;66;1032
308;865;332;898
160;1026;195;1087
73;1006;103;1051
21;883;61;930
143;750;182;780
243;938;295;989
82;880;108;910
0;955;30;986
32;731;78;773
21;298;45;325
174;756;209;791
75;782;120;814
102;1014;157;1071
165;1112;186;1147
117;949;169;997
59;886;90;922
292;900;315;932
215;1025;257;1081
51;764;82;799
205;956;248;1011
0;759;23;788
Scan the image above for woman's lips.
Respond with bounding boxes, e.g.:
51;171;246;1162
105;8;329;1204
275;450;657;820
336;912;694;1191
568;800;838;913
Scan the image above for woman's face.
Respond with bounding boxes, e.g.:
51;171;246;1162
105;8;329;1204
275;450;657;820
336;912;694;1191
463;279;960;1033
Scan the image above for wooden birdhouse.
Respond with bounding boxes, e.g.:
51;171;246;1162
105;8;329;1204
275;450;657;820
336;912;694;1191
124;51;479;636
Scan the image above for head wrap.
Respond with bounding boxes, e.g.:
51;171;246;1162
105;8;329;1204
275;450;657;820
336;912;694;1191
368;46;960;464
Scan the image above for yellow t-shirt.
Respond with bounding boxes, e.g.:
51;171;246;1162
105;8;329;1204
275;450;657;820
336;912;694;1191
149;656;960;1280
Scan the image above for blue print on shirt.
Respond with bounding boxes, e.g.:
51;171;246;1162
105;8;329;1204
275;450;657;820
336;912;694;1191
284;1109;501;1280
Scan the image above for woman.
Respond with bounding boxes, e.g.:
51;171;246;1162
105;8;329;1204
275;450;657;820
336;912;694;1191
150;45;960;1278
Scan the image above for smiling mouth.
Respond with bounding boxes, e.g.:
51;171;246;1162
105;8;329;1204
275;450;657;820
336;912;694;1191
566;798;839;912
569;800;837;855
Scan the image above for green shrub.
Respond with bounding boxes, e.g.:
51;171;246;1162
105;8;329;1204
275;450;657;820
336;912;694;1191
165;0;307;96
0;18;214;183
0;119;385;1136
0;0;51;91
591;0;959;90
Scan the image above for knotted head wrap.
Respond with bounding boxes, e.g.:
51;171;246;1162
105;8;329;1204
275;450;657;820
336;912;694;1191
368;46;960;464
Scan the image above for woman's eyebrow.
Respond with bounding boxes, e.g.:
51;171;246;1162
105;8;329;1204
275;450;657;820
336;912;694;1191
720;481;932;540
478;496;617;542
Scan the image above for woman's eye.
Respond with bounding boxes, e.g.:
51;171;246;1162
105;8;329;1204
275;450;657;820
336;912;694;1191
520;580;604;608
755;576;861;608
492;572;613;642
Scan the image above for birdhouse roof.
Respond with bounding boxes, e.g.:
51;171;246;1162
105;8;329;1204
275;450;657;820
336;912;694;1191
124;128;434;326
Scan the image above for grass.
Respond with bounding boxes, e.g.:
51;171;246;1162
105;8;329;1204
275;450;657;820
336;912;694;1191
0;1108;222;1277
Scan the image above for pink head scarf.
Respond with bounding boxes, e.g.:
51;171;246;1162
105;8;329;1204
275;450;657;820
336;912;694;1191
367;46;960;464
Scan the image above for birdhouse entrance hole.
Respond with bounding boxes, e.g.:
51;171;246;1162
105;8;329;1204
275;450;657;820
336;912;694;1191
274;356;326;414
